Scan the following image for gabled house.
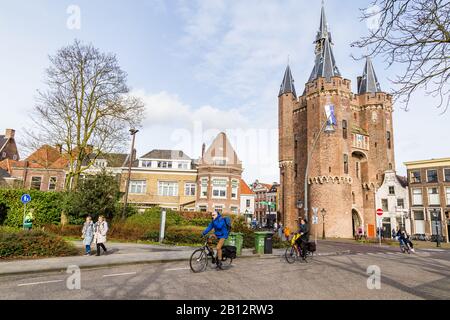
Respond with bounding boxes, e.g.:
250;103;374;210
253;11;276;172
0;129;19;162
240;180;255;223
196;132;243;214
0;145;68;191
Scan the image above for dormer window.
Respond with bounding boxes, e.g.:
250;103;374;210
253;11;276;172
158;161;172;169
141;160;152;168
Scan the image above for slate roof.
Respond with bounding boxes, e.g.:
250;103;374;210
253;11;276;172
358;57;382;94
308;2;341;82
279;65;297;98
0;135;7;152
140;150;191;161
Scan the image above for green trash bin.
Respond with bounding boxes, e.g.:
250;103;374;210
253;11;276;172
235;233;243;256
254;231;271;254
225;232;243;256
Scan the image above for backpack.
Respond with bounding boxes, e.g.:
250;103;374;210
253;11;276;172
223;216;232;233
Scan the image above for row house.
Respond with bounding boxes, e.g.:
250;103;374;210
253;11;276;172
375;170;410;238
251;180;276;226
239;180;255;223
122;149;197;211
404;158;450;242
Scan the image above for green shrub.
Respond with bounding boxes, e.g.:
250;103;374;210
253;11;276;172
42;224;82;238
125;208;185;228
0;229;79;259
145;225;204;245
188;218;212;227
0;189;64;228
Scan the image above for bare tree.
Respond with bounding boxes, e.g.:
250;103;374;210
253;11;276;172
30;40;145;190
351;0;450;112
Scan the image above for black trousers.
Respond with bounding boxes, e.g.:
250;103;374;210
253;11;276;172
96;243;107;255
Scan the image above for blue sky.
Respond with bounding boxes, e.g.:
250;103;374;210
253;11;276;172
0;0;448;183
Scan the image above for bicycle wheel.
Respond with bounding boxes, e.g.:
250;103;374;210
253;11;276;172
190;248;208;273
221;256;233;267
285;246;298;264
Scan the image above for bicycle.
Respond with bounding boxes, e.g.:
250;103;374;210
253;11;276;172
285;234;311;264
399;239;412;254
189;236;234;273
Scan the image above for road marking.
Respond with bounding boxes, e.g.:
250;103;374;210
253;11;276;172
18;280;64;287
165;268;190;272
102;272;137;278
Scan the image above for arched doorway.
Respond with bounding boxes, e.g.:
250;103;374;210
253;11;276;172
352;209;362;237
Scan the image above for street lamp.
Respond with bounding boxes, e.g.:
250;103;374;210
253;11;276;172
304;106;336;223
432;210;441;247
122;129;139;220
321;208;327;240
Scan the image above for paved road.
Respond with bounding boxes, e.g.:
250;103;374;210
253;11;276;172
1;243;449;300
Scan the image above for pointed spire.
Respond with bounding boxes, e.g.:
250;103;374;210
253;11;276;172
358;56;382;94
279;64;297;98
309;1;341;82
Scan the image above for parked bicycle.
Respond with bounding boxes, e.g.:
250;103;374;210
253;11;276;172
189;236;236;273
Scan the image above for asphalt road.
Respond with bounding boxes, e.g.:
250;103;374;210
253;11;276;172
1;243;449;300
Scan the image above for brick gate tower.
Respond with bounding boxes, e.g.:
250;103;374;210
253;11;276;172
278;2;396;238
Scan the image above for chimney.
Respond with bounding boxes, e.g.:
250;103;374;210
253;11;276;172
5;129;15;139
55;144;63;154
201;143;206;158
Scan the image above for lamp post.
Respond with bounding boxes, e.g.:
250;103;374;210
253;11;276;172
321;208;327;240
303;107;335;223
432;210;441;247
122;129;139;220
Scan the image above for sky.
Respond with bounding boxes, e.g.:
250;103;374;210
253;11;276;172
0;0;448;184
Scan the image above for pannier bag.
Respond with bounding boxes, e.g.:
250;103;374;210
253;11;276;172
307;242;317;252
222;245;237;259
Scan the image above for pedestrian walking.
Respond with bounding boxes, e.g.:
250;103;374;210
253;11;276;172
81;216;94;256
94;215;109;256
278;222;283;239
391;228;396;239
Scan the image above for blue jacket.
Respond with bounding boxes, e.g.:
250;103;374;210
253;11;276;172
202;214;229;239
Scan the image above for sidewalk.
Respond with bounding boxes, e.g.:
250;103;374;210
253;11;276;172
0;241;350;277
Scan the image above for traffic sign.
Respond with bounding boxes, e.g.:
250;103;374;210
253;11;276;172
376;208;383;216
21;194;31;204
312;216;319;224
312;207;319;217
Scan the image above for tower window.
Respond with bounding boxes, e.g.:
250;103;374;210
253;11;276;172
329;167;332;173
344;154;349;174
342;120;348;139
387;131;391;149
389;163;393;170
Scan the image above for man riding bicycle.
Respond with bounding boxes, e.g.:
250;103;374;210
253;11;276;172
396;229;415;252
202;211;230;269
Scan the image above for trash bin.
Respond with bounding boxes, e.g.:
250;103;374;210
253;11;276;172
254;231;271;254
225;232;243;255
233;233;243;256
264;233;274;254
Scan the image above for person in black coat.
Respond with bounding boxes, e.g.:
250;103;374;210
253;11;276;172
296;219;310;258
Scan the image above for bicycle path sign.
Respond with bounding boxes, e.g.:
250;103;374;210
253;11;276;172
21;194;31;204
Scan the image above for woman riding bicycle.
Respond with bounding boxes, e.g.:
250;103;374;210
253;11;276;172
202;211;230;269
294;219;310;258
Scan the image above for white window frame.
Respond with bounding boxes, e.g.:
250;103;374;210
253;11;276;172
427;187;440;205
446;187;450;206
184;182;196;196
200;178;208;198
231;179;239;200
129;180;147;194
48;176;57;191
157;161;172;169
388;186;395;195
246;199;251;208
214;205;224;213
230;206;238;214
212;178;227;199
412;188;423;206
158;181;178;197
140;160;152;168
30;176;42;190
410;170;421;183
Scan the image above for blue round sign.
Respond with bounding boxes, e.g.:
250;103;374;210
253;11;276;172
21;194;31;204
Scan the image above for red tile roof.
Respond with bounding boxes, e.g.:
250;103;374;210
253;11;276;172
240;180;255;195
